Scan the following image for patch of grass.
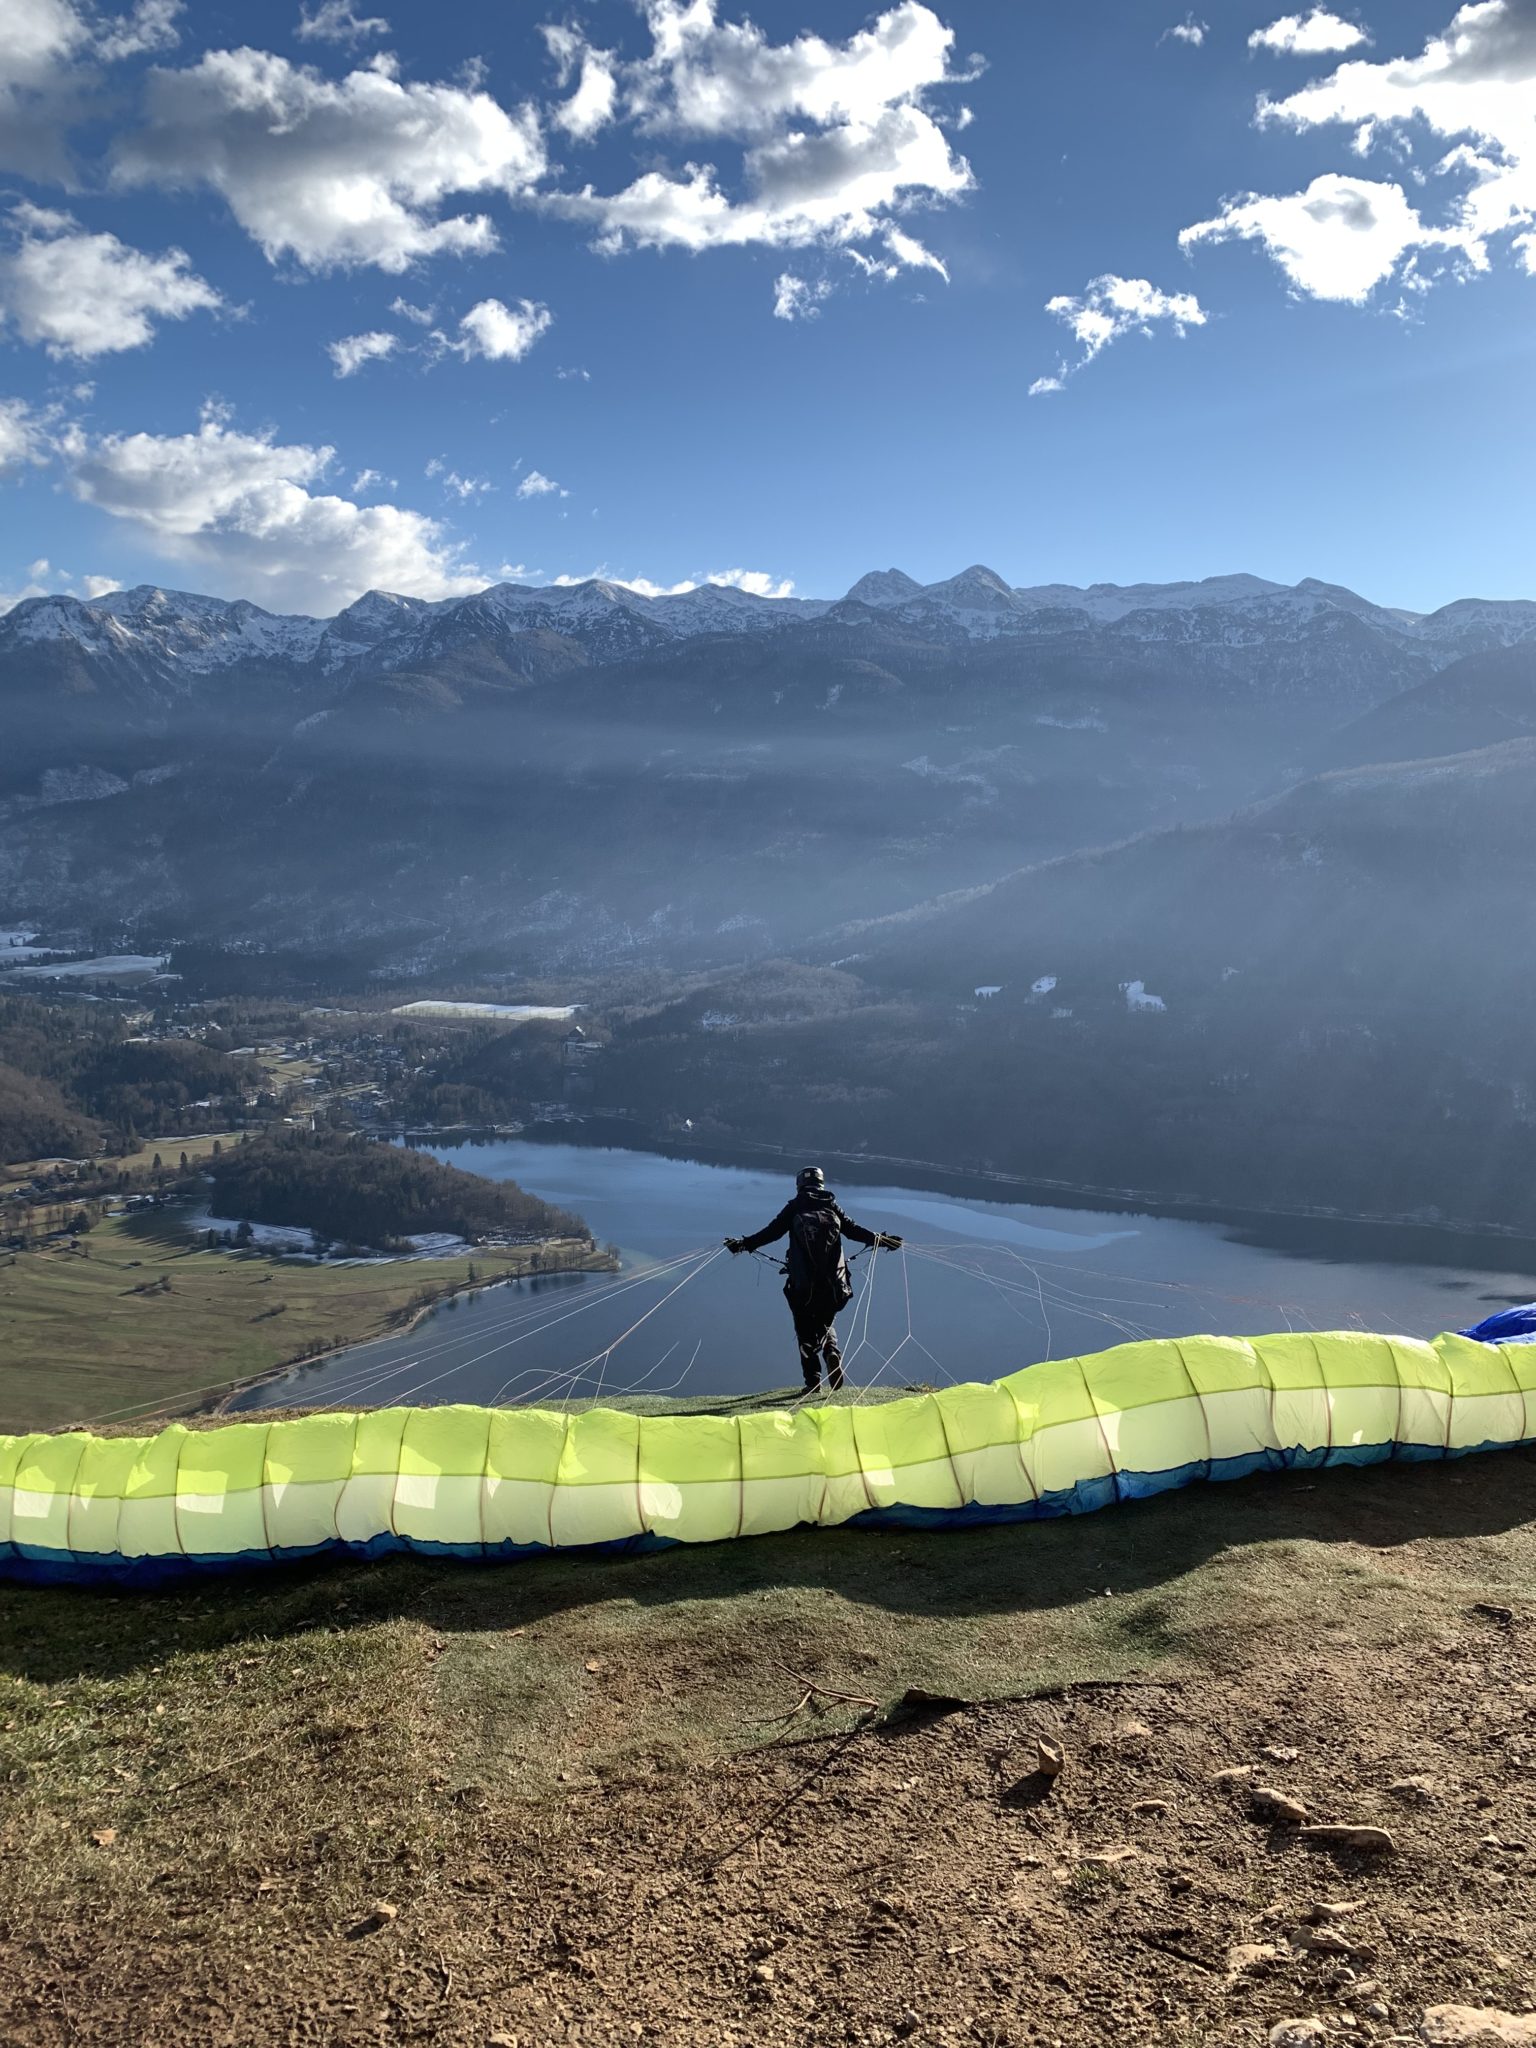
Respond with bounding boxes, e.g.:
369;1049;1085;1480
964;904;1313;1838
0;1214;605;1431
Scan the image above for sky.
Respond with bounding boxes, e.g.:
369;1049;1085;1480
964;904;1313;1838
0;0;1532;618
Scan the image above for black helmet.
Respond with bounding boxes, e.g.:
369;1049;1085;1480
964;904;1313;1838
796;1165;825;1191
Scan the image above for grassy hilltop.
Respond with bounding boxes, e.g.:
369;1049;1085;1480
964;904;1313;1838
3;1454;1536;2046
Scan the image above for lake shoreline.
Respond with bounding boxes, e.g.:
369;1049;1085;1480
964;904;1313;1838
467;1117;1536;1278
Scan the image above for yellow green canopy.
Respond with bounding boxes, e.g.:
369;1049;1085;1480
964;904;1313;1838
3;1328;1530;1585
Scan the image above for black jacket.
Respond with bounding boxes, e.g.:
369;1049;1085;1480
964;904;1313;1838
740;1189;880;1308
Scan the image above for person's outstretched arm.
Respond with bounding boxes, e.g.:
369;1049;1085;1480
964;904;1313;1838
835;1205;902;1251
726;1203;794;1254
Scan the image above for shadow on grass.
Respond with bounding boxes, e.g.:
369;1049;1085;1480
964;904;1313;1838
2;1445;1533;1687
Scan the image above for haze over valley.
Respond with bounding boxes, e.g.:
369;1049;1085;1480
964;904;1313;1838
5;560;1535;1235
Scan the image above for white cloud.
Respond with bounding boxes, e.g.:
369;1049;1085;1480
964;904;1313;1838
516;469;561;498
97;0;180;60
883;225;948;277
0;0;182;179
326;328;397;376
708;567;795;597
549;565;795;598
542;23;619;140
352;466;381;490
437;469;491;499
1032;273;1207;389
1162;16;1209;47
1190;2;1536;301
0;570;55;613
0;203;220;359
452;295;553;361
114;47;545;272
555;364;590;379
0;397;50;475
59;403;482;611
1;560;120;614
1181;171;1456;300
294;1;389;46
772;271;832;318
1249;9;1369;55
542;1;972;271
388;294;435;325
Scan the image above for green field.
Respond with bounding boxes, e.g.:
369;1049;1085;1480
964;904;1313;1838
0;1214;609;1432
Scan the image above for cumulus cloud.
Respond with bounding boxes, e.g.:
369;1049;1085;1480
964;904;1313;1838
0;0;182;179
1162;16;1209;47
1180;172;1447;300
542;23;619;140
0;397;49;477
326;328;397;376
1190;2;1536;302
294;1;389;46
1031;273;1207;390
1249;9;1369;55
541;1;972;272
388;294;435;325
114;47;545;272
1258;0;1536;278
59;403;482;611
772;271;832;318
516;468;562;498
451;296;553;361
0;202;220;359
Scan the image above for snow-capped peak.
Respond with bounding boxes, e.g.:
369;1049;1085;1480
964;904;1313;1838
844;568;924;607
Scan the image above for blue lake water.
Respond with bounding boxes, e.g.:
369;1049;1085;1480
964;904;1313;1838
231;1139;1536;1412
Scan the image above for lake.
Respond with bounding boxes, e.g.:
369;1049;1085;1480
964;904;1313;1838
230;1139;1536;1413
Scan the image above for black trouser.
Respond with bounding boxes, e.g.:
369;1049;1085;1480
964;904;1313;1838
790;1293;845;1390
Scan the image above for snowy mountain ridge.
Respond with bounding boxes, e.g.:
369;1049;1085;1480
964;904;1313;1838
3;567;1533;683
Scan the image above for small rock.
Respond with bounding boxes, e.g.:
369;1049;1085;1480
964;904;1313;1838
1215;1764;1255;1785
1133;1798;1172;1816
1036;1738;1066;1778
347;1900;398;1938
486;2035;518;2047
1117;1718;1153;1740
1228;1943;1283;1978
1304;1901;1367;1923
1420;2008;1536;2045
1296;1926;1375;1962
751;1962;776;1984
1269;2021;1328;2047
1366;2005;1390;2022
1388;1776;1439;1805
1079;1846;1137;1866
1264;1744;1301;1763
1254;1785;1310;1826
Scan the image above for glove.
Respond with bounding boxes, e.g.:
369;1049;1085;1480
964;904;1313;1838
724;1237;746;1254
877;1233;904;1250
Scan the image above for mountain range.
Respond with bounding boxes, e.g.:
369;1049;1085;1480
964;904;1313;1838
1;567;1533;984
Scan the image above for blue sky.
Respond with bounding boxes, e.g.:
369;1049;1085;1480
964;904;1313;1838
0;0;1532;616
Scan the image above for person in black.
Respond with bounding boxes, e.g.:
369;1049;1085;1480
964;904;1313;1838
726;1167;902;1391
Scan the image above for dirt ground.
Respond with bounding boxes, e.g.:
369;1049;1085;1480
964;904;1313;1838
3;1452;1536;2047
